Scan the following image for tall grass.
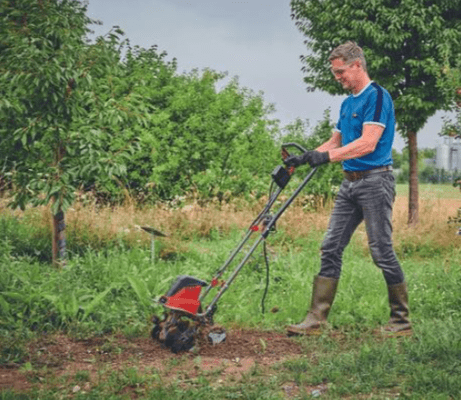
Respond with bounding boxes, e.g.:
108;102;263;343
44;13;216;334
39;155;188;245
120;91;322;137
2;184;459;259
1;194;460;334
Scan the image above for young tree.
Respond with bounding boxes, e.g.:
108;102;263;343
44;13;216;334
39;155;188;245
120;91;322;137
0;0;145;265
290;0;461;225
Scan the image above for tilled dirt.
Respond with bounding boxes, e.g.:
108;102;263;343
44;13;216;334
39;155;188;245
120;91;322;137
0;329;306;393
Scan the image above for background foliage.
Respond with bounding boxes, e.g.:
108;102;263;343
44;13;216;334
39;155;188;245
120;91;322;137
0;0;144;213
0;0;341;209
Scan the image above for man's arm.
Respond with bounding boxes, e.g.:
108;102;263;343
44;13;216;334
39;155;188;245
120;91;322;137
328;124;384;163
316;130;342;152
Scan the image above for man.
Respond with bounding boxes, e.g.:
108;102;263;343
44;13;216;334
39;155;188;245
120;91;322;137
284;41;411;336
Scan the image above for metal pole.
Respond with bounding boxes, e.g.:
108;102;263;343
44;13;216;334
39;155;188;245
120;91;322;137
198;234;265;318
262;167;317;238
151;233;155;264
197;167;318;318
141;226;167;264
199;187;284;302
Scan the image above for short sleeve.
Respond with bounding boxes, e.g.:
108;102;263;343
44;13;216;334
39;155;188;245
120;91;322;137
363;83;389;128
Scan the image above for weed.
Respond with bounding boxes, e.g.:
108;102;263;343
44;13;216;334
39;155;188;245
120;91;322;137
0;333;29;365
0;391;32;400
74;370;90;383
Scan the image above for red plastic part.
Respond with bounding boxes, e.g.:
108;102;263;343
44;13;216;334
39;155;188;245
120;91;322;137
251;225;259;232
164;285;203;315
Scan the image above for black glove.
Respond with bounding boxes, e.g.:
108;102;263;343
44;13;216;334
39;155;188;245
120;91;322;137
304;151;330;167
283;151;330;168
283;153;309;168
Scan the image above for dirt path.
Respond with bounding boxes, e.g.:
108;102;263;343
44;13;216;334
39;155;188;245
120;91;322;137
1;329;305;393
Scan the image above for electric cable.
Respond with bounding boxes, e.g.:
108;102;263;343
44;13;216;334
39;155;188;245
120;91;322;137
260;178;277;314
261;240;270;314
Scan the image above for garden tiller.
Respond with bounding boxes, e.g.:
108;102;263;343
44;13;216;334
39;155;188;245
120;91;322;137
151;143;317;353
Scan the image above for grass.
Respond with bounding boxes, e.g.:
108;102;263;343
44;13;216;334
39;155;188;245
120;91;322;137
396;182;461;199
1;184;461;399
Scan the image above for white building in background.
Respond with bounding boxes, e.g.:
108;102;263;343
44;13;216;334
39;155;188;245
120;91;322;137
436;136;461;171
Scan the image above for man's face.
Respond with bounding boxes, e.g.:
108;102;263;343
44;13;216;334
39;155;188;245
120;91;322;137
330;58;360;92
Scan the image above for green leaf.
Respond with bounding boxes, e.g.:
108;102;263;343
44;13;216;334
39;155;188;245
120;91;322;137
127;276;151;307
82;286;114;321
0;295;11;314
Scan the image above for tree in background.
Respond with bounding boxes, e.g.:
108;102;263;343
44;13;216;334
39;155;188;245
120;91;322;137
0;0;281;265
290;0;461;225
151;72;279;202
0;0;145;265
134;65;279;203
393;148;437;184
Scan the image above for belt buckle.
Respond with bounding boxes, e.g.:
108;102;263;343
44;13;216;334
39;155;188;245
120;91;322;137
344;171;358;181
351;171;361;181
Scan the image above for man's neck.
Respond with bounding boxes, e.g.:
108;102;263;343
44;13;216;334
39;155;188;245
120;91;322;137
352;76;371;95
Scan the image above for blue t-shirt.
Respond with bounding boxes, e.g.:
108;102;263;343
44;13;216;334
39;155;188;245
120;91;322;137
335;81;395;171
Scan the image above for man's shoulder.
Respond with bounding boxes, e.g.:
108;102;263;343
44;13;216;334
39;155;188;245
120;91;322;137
368;82;393;101
340;82;393;110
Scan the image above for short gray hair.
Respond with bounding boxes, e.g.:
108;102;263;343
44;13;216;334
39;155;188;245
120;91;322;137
328;41;367;72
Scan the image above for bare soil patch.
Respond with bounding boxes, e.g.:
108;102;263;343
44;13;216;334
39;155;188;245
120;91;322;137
0;329;304;393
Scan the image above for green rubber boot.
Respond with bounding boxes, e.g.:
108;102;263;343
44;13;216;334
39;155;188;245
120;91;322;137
383;281;412;336
287;275;339;336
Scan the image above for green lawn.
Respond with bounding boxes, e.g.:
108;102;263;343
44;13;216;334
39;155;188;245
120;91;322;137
396;183;461;199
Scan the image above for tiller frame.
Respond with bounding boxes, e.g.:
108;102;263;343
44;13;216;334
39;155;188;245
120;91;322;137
152;143;317;352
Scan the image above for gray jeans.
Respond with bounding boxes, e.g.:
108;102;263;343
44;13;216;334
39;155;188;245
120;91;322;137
319;172;404;285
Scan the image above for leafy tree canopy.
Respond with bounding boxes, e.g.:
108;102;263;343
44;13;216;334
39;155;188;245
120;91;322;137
290;0;461;135
0;0;144;213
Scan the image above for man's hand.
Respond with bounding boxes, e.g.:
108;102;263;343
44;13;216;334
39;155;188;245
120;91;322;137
283;153;308;168
304;151;330;167
283;151;330;168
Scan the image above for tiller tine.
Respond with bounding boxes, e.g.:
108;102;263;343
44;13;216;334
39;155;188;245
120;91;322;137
152;275;226;352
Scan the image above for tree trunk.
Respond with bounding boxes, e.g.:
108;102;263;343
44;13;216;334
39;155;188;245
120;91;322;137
0;175;5;198
407;131;419;226
51;142;67;267
52;209;67;267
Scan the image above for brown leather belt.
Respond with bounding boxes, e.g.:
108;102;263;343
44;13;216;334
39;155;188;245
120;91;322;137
343;166;393;182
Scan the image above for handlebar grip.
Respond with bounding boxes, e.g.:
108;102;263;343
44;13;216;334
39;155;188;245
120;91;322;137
281;146;290;161
281;146;295;175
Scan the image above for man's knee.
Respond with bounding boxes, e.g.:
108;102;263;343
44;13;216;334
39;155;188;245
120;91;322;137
319;249;342;279
369;245;404;284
